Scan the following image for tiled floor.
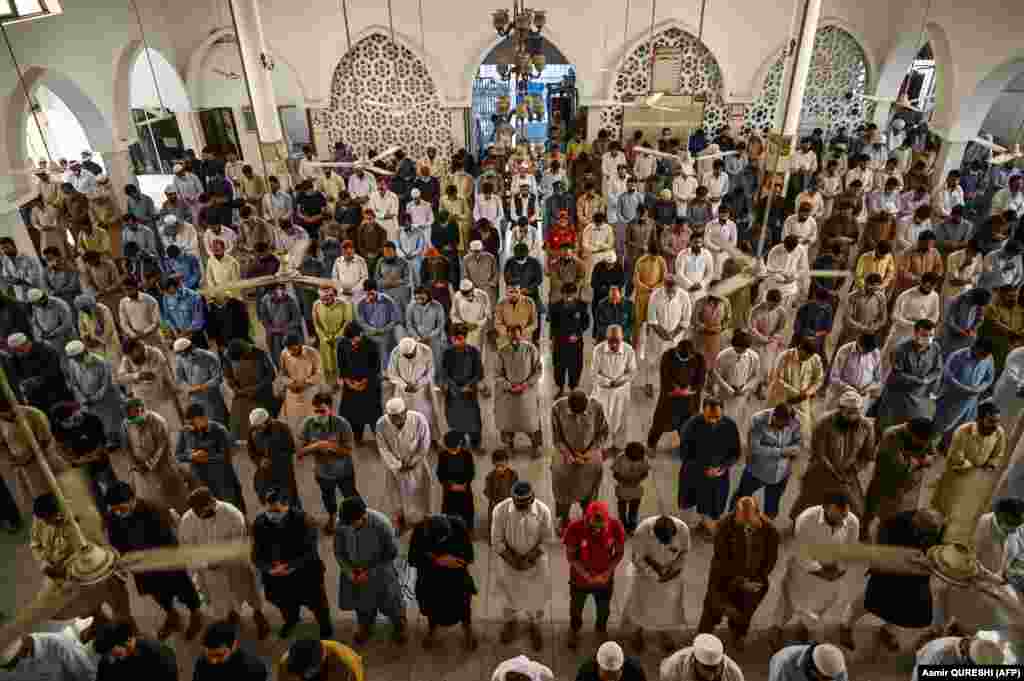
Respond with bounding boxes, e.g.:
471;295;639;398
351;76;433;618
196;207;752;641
0;296;1012;680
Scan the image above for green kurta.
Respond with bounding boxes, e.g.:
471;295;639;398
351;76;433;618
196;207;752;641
313;299;354;382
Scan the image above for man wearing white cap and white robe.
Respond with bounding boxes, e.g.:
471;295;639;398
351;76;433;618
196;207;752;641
26;288;76;354
387;337;439;442
912;635;1007;681
171;163;204;224
0;626;97;681
576;641;646;681
622;515;691;652
768;643;847;681
491;655;555;681
451;279;490;362
64;340;125;447
161;215;200;259
492;481;555;651
770;491;859;647
590;325;636;455
660;633;745;681
375;397;434;532
462;241;499;327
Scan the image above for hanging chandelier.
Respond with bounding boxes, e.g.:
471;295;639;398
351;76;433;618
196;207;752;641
491;0;547;83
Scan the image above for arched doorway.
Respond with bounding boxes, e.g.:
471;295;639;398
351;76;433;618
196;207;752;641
471;35;576;155
24;84;99;171
128;47;193;176
746;26;872;139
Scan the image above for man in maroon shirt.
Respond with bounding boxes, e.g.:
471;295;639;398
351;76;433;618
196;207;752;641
563;500;626;649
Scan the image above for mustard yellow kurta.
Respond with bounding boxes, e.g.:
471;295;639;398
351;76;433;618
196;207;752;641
313;299;354;383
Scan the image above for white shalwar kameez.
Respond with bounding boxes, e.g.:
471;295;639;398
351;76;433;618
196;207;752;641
701;172;729;213
644;287;692;384
332;256;369;299
582;222;617;287
376;410;434;525
882;288;940;374
622;515;691;630
774;505;859;629
782;215;818;246
675;248;714;304
115;344;183;431
711;347;761;440
764;244;808;305
451;289;491;358
490;497;555;623
590;340;637;449
177;500;264;617
992;347;1024;419
368;190;400;242
705;219;738;278
387;343;440;440
943;249;983;301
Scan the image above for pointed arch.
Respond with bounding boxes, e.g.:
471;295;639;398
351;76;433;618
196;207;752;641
313;31;452;160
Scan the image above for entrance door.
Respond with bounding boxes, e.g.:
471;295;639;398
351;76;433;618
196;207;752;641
131;108;186;174
278;106;312;156
471;78;511;157
198;108;242;158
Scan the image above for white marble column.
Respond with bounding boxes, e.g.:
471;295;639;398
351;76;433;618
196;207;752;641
448;107;470;153
775;0;823;136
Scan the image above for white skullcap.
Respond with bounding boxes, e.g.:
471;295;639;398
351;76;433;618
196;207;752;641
968;638;1005;665
597;641;624;671
811;644;846;678
172;337;192;352
172;163;184;172
491;656;555;681
660;188;672;200
410;188;421;198
459;279;474;292
26;288;44;303
164;184;176;193
249;408;270;427
6;333;28;348
838;390;863;409
470;240;484;252
163;214;179;226
385;397;406;415
693;634;724;666
65;340;85;357
892;118;906;130
399;337;417;354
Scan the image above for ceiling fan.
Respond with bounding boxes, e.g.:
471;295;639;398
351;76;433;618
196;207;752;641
633;144;738;168
590;91;685;113
858;92;929;114
307;145;401;176
212;68;242;81
974;139;1024;166
707;238;852;299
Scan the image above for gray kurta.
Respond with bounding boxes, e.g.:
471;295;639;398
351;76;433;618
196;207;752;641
404;300;447;382
175;348;230;426
257;292;304;368
376;257;412;317
123;410;189;513
462;252;499;326
874;338;944;430
494;340;543;434
333;508;404;614
550;396;609;504
30;298;77;354
65;354;125;444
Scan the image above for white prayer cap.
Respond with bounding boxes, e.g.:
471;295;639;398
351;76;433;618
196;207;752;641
597;641;624;671
7;333;28;348
172;163;184;172
459;279;474;292
163;214;179;226
892;118;906;130
491;656;555;681
659;188;672;200
26;288;44;303
811;644;846;678
385;397;406;415
164;184;176;194
399;337;417;354
65;340;85;357
470;240;484;252
249;408;270;427
693;634;724;666
410;188;421;198
968;638;1005;665
172;337;192;353
838;390;863;409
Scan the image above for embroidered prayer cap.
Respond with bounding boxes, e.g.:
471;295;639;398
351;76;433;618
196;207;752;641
693;633;724;665
163;214;179;226
172;337;192;353
838;390;863;409
249;408;270;427
811;644;846;678
65;340;85;357
596;641;624;671
398;337;418;354
469;240;484;252
385;397;406;415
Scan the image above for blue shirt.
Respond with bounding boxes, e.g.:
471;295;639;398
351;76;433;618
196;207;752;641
168;253;202;290
356;294;400;332
747;408;803;484
162;288;206;331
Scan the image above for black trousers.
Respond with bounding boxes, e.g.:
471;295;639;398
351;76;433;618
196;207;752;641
272;578;334;638
570;583;613;632
151;572;202;612
617;498;640;533
0;475;21;526
552;338;584;389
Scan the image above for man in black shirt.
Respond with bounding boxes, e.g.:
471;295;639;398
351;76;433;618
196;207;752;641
296;181;329;241
50;401;118;513
548;282;590;396
94;621;177;681
192;620;269;681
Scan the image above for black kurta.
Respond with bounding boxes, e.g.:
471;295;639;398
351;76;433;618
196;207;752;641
408;515;476;626
677;414;742;518
251;508;326;608
649;350;706;443
440;345;484;437
336;340;383;433
207;298;252;350
7;341;73;411
436;450;476;531
863;510;939;628
96;638;177;681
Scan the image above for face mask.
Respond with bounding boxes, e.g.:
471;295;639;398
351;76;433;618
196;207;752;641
264;510;287;523
126;415;146;426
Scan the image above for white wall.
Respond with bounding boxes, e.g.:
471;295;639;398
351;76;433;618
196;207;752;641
129;47;192;111
193;42;306;109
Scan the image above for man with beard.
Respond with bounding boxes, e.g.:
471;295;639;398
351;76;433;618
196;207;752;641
252;486;334;639
247;407;302;514
336;323;383;442
551;390;609;529
0;236;42;303
105;481;205;640
711;331;761;440
257;283;303;370
494;324;544;452
118;279;162;350
409;513;478;650
175;404;245;512
621;514;691;652
462;240;499;325
191;620;269;681
312;284;353;385
679;398;742;536
4;332;72;412
440;325;484;450
26;287;75;355
333;496;406;646
549;283;590;397
660;633;745;681
375;397;433;532
790;391;875;520
874;320;943;430
648;338;705;450
387;337;440;444
492;481;554;651
178;489;271;640
697;496;779;650
764;236;808;309
63;340;125;448
862;418;935;541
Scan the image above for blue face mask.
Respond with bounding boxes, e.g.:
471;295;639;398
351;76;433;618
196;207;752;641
264;510;287;523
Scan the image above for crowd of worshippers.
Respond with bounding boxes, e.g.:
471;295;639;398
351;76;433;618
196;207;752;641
2;125;1024;676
